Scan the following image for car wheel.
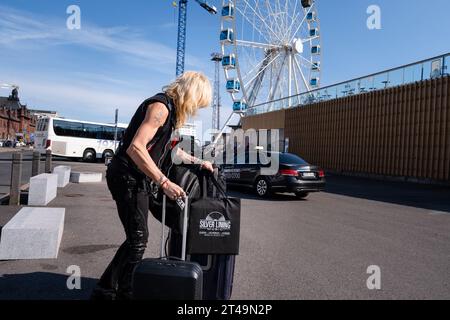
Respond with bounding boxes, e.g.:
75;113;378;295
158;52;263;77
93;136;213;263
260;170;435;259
83;149;96;162
295;192;309;199
255;177;270;198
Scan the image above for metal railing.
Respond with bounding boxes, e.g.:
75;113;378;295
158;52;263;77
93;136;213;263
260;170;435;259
0;150;52;205
247;52;450;115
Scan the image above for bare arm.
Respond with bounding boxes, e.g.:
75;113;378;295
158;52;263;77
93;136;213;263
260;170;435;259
176;148;203;165
176;148;214;172
126;102;185;199
126;102;168;183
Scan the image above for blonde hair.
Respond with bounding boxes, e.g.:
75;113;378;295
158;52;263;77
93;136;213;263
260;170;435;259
163;71;212;129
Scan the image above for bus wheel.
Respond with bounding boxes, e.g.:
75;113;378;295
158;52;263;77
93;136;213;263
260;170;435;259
103;150;114;162
83;149;96;162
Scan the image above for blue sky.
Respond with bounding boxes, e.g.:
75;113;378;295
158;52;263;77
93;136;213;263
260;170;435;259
1;0;449;137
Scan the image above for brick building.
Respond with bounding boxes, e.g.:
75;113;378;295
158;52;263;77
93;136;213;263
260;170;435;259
0;89;37;142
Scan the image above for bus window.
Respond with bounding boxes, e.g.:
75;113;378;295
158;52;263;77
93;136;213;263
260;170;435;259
53;119;125;141
37;118;48;132
117;128;126;140
102;126;116;140
83;123;103;139
43;119;49;131
53;120;84;137
36;119;42;132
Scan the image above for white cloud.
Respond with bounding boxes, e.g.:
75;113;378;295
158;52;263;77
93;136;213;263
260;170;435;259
69;72;135;88
12;74;146;122
0;4;237;136
1;68;222;138
0;5;206;73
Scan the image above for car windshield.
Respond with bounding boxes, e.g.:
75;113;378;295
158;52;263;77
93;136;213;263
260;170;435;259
279;153;308;165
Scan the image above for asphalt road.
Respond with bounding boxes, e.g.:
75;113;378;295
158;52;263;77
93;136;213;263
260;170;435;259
228;177;450;299
0;160;449;300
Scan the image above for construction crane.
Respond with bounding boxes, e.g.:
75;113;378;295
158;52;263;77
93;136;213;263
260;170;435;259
0;83;20;100
211;53;223;132
0;83;19;90
173;0;217;76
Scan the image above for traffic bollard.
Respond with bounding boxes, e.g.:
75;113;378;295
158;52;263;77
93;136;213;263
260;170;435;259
9;152;22;206
45;150;52;173
32;151;41;177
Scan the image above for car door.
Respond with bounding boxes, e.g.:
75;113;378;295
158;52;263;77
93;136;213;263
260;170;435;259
222;152;242;184
239;151;261;185
233;151;250;184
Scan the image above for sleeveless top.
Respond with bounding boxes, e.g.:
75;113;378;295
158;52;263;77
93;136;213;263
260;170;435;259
113;93;177;179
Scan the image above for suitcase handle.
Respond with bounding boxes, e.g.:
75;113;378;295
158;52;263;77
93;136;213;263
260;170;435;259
160;195;189;261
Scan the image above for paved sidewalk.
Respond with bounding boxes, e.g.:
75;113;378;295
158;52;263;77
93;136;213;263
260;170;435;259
0;164;146;299
0;163;241;300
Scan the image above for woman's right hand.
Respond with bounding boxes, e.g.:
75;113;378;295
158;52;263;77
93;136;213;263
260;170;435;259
161;180;186;201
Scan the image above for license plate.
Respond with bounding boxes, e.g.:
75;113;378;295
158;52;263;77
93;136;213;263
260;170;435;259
302;172;316;178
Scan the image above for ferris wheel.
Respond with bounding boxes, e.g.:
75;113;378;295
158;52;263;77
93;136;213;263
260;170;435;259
219;0;322;114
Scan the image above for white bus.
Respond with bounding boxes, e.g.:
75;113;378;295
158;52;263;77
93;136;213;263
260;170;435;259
34;117;127;162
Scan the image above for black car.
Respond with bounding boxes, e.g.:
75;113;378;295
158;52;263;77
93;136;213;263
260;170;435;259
222;151;325;199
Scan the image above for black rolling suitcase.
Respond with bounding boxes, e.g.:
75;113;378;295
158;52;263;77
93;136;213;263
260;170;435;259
169;237;236;300
168;172;238;300
200;254;235;300
132;196;203;300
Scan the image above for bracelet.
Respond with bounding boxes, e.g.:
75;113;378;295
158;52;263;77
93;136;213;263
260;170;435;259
160;179;169;189
157;175;167;187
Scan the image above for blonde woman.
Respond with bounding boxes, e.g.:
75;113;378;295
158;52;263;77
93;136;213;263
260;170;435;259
92;71;214;300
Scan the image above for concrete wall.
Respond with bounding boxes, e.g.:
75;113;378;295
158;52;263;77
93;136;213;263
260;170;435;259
242;76;450;182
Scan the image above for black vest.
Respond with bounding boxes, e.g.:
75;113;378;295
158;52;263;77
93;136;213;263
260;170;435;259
113;93;176;179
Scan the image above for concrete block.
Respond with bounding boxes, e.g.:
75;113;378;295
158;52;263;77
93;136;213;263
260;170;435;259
53;166;71;188
28;173;58;206
70;172;103;183
0;207;65;260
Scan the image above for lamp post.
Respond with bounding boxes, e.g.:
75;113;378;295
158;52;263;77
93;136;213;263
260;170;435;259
114;108;119;152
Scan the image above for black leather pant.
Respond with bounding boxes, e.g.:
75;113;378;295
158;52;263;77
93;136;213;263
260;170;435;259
94;162;149;299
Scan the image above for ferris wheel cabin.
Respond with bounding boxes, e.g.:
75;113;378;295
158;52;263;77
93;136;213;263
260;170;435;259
312;61;321;71
306;12;316;22
309;28;320;37
233;101;248;113
311;45;321;55
310;78;320;87
222;54;236;69
221;3;234;20
220;29;234;44
226;79;241;93
301;0;313;8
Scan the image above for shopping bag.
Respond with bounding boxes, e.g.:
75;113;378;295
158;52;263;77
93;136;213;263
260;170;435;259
187;174;240;255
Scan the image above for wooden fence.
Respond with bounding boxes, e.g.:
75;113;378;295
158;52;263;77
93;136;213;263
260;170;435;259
242;76;450;182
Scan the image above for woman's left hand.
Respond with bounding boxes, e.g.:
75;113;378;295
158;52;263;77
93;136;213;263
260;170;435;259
201;160;214;172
